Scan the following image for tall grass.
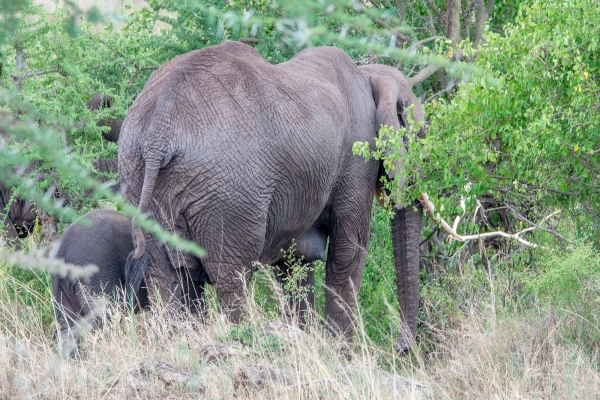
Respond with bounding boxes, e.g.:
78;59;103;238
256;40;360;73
0;239;599;398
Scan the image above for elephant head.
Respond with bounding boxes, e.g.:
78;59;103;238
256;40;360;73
360;64;425;354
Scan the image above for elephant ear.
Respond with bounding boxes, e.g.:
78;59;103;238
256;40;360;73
370;75;407;182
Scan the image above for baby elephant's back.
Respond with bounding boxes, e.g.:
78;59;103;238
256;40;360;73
51;209;133;292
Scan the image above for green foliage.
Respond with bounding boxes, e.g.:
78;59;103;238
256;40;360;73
229;324;280;351
527;243;600;307
353;105;425;205
357;206;399;346
0;261;54;330
399;0;600;224
278;241;314;303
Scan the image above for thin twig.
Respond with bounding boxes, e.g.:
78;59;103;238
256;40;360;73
582;201;600;222
128;66;159;85
11;67;66;81
503;203;570;243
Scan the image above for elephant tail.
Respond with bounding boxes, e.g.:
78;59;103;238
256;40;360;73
132;153;162;260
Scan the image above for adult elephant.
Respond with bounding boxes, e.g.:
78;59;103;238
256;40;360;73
119;41;424;352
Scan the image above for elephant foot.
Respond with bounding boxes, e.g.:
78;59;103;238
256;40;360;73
394;331;415;355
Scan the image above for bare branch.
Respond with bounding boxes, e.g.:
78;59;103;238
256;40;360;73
423;80;457;102
503;203;570;243
463;0;473;40
418;192;563;248
11;67;66;81
239;37;259;44
446;0;462;46
485;0;495;17
14;43;24;92
582;201;600;222
374;18;413;44
474;0;495;47
411;35;446;50
397;0;407;20
419;192;464;241
407;62;442;87
425;0;444;22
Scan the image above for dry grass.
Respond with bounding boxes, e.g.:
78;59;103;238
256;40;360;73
0;266;599;399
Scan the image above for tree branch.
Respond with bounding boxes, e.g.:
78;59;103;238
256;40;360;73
503;202;570;243
407;62;442;87
446;0;462;47
582;201;600;222
128;66;159;85
425;0;444;22
474;0;495;48
418;192;562;248
239;37;259;44
11;67;66;81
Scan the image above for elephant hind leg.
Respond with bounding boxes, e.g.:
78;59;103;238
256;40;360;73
141;231;183;308
324;211;372;339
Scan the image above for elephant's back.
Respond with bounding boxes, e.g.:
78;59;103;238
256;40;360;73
51;210;133;289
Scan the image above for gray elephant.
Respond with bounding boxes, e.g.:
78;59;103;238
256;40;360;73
51;209;205;342
86;94;122;143
51;208;321;341
119;41;424;352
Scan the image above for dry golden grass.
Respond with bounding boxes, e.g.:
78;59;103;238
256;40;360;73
0;266;598;399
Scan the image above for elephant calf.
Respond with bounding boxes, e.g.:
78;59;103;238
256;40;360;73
51;209;225;344
51;209;327;342
50;210;144;342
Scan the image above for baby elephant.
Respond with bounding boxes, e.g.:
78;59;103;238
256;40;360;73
51;209;207;343
50;210;144;342
51;209;326;343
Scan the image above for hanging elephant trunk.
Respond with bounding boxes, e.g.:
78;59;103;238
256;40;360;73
391;201;423;353
360;64;426;353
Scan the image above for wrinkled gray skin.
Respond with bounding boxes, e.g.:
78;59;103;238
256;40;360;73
51;209;205;343
89;94;122;192
119;41;424;352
